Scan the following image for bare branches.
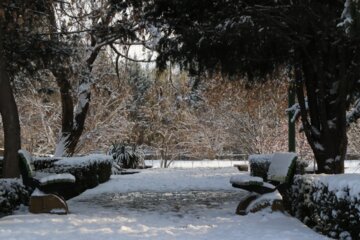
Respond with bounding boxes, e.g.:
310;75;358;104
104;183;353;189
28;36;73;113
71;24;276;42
347;99;360;126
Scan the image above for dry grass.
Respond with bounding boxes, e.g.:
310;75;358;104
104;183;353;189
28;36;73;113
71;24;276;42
2;63;359;160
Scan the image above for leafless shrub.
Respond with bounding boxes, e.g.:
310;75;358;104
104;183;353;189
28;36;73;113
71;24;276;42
0;62;333;162
347;122;360;157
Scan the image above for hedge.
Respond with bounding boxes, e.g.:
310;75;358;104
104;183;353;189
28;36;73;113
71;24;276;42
284;174;360;240
0;179;29;216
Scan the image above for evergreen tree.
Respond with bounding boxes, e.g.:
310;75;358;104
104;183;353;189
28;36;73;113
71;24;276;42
0;0;56;177
145;0;360;173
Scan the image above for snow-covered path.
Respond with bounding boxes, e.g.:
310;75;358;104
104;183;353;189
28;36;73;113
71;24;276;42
0;168;328;240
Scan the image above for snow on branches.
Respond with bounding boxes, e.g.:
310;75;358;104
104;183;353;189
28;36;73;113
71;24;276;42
338;0;360;35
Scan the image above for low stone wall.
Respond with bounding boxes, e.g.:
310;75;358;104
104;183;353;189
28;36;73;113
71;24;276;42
33;154;112;199
284;174;360;239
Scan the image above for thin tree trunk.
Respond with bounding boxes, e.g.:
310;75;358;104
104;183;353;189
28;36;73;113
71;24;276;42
52;66;76;157
0;27;21;178
45;2;93;157
53;46;100;157
51;5;114;156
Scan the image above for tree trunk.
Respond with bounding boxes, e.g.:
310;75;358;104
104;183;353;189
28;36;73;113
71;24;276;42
42;3;91;157
52;42;101;157
0;28;21;178
296;78;346;174
48;4;114;156
295;44;349;174
53;91;90;157
314;136;346;174
53;25;104;157
52;66;91;157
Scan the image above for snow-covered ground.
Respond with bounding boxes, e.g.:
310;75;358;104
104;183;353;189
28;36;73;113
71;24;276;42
145;159;360;173
145;159;247;168
0;167;328;240
345;160;360;173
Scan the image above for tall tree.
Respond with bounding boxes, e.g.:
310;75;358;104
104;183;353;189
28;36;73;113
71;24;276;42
145;0;360;173
0;0;53;177
46;0;149;156
0;24;21;178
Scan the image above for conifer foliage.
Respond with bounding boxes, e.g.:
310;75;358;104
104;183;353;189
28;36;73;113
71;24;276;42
146;0;360;173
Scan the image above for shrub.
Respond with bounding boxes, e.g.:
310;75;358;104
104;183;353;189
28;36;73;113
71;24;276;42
0;179;29;216
108;142;145;172
284;174;360;240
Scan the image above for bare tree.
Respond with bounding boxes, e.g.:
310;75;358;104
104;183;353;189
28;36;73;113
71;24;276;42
44;0;153;156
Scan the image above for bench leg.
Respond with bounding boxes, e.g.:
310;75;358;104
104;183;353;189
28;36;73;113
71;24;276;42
236;193;259;215
29;194;69;214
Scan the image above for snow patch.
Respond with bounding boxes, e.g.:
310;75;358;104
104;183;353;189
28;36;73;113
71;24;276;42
338;0;354;32
314;142;325;151
230;174;263;184
54;136;69;157
248;154;273;164
39;173;75;185
246;191;282;212
55;154;112;167
31;189;47;196
267;152;297;183
304;174;360;199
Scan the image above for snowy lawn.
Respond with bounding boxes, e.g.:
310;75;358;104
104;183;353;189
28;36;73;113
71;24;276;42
0;167;328;240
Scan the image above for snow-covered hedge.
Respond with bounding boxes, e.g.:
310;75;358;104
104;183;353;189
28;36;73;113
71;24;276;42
0;179;29;216
285;174;360;239
108;143;145;172
33;154;112;199
32;157;59;170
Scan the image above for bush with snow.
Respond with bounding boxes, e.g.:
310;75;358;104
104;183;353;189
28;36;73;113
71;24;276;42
0;179;29;216
108;142;145;173
285;174;360;240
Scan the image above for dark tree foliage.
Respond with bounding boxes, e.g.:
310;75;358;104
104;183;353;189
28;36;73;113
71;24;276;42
145;0;291;77
2;1;69;76
145;0;360;173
